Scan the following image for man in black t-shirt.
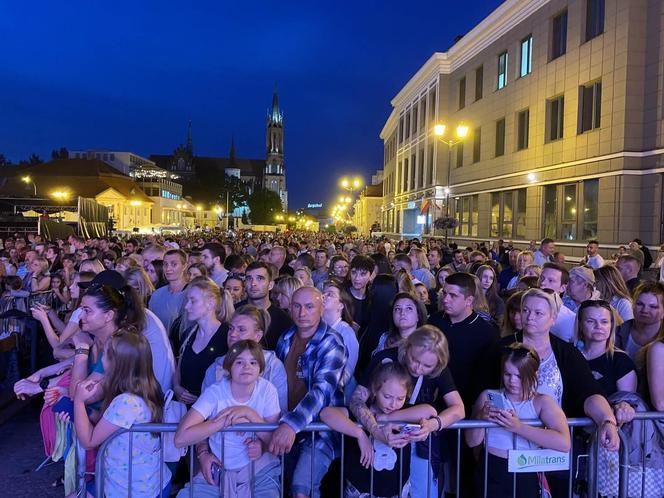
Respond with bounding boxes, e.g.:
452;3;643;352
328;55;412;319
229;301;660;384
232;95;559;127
346;255;375;331
235;261;293;349
427;272;499;408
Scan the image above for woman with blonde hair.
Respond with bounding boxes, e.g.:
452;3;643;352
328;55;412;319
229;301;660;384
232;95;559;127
394;267;417;296
271;275;302;312
124;266;155;306
594;265;634;323
172;277;234;405
30;257;51;292
351;325;465;498
506;251;535;290
114;256;138;273
409;247;435;289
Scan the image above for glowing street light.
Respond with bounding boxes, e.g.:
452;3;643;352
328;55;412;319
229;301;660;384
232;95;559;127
432;121;471;244
21;175;37;196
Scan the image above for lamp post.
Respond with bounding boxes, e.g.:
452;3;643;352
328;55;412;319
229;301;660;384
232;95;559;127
433;123;469;245
21;175;37;196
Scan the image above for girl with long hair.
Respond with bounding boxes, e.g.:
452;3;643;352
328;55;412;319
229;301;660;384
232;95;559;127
476;264;505;324
466;343;570;497
124;266;156;306
375;292;427;353
593;265;634;323
74;328;170;497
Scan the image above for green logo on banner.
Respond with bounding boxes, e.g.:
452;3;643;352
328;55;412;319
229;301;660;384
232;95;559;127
518;454;527;466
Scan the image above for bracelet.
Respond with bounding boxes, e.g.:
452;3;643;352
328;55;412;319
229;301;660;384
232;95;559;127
429;415;443;431
601;419;618;428
196;449;210;458
74;348;90;356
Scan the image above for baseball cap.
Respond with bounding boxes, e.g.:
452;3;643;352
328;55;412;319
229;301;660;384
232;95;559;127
78;270;126;289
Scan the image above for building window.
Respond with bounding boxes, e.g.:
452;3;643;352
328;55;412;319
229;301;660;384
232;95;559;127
497;51;509;89
543;180;598;240
398;117;404;144
490;189;527;238
418;151;425;188
410;154;416;189
586;0;605;41
475;66;483;101
473;127;481;163
428;144;434;185
428;87;437;124
551;10;567;59
419;98;427;130
578;81;602;133
412;106;418;135
455;194;479;236
547;95;564;142
495;118;506;157
517;109;530;150
520;35;533;77
405;113;411;139
455;143;464;168
583;179;599;239
458;77;466;110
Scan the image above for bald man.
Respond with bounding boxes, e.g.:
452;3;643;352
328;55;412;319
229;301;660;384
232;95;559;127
270;287;347;498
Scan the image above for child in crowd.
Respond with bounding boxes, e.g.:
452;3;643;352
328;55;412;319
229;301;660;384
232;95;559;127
466;343;570;497
73;328;171;498
174;340;281;498
322;361;437;498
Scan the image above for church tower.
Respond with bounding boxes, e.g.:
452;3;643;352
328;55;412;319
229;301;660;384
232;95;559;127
264;86;288;210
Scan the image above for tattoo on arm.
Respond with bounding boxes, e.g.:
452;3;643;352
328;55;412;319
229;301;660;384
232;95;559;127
350;386;379;435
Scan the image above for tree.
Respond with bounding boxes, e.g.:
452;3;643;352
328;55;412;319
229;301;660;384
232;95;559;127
19;153;43;166
218;174;249;211
0;154;10;166
247;187;283;225
51;147;69;160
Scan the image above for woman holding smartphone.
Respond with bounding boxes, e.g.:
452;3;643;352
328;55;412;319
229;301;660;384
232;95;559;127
466;343;570;497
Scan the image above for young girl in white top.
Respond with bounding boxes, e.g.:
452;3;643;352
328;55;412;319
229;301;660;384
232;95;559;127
174;340;281;498
466;343;570;497
74;328;171;498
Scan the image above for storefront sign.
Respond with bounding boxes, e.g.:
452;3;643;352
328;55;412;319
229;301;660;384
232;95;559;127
307;203;323;208
508;449;570;473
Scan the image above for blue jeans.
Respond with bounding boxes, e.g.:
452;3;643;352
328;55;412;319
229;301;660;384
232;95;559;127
286;435;336;497
409;444;438;498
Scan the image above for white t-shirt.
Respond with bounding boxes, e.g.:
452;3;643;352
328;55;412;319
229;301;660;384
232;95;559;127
611;296;634;323
143;309;176;392
192;376;280;470
102;393;171;498
586;254;605;269
551;305;576;343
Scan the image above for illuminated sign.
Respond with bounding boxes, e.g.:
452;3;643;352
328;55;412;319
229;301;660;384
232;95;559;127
307;203;323;208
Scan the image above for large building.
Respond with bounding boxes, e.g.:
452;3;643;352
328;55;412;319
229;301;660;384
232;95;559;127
381;0;664;257
150;90;288;210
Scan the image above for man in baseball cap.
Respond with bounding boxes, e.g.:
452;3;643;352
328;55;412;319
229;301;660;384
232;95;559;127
563;266;600;312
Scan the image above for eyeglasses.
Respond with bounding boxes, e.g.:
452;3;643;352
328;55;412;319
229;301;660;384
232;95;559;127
86;282;125;297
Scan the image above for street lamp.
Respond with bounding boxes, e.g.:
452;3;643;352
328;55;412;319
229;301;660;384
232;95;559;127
433;122;470;244
340;176;362;193
21;175;37;196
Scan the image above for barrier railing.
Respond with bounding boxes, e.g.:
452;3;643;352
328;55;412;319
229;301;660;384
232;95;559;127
83;413;663;498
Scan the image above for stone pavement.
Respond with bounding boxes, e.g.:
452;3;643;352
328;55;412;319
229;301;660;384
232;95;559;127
1;400;63;497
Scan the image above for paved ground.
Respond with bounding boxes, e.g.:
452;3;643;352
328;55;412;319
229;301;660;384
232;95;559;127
1;400;63;497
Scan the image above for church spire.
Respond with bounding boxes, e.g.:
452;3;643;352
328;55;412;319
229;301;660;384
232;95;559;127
229;135;237;166
186;120;193;154
269;84;283;125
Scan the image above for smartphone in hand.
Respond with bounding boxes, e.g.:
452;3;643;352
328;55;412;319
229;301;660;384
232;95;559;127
487;392;506;410
210;462;221;486
400;423;421;434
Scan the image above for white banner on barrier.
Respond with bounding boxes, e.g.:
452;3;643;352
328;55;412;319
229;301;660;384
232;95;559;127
507;449;570;473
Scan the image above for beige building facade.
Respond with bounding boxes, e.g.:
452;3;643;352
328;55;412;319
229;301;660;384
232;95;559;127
353;183;384;235
381;0;664;257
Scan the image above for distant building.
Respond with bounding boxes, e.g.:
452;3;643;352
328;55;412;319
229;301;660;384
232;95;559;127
150;89;288;210
69;150;156;176
353;182;384;236
381;0;664;256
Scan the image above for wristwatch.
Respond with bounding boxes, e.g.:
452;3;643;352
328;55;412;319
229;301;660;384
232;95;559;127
39;378;49;390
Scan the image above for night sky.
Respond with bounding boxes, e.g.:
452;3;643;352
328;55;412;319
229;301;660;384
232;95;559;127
0;0;504;209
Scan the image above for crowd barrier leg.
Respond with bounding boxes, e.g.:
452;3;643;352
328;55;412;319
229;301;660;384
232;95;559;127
455;428;461;497
340;434;345;496
128;428;134;498
76;439;86;497
189;441;195;498
617;428;629;498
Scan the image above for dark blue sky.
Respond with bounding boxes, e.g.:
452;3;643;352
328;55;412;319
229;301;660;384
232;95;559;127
0;0;503;209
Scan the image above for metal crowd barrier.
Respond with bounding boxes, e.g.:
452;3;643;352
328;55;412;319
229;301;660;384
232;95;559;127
80;413;664;498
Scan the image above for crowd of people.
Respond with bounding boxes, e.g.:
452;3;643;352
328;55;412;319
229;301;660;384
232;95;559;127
5;231;664;497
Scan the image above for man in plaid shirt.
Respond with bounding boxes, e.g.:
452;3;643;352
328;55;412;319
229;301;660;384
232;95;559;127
269;286;347;498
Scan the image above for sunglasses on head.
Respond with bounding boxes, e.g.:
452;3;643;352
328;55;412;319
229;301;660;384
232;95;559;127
578;299;612;312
